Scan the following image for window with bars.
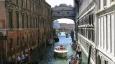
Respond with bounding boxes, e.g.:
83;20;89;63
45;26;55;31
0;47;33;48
21;0;23;8
89;15;91;25
111;0;115;2
57;12;60;14
17;37;19;46
99;0;101;9
26;15;28;28
103;0;107;6
92;29;95;42
91;14;94;25
67;12;69;14
25;14;27;28
9;38;13;49
22;14;24;28
104;61;108;64
30;17;32;28
16;11;19;28
26;0;27;8
8;11;13;29
16;0;18;5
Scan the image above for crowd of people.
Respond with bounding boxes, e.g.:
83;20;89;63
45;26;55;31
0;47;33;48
7;48;33;64
16;53;29;64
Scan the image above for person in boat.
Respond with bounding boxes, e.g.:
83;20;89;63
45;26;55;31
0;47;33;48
60;45;65;50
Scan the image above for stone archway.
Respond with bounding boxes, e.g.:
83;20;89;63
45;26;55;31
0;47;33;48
53;18;75;35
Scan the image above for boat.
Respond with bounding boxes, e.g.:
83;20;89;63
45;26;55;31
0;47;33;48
54;45;68;58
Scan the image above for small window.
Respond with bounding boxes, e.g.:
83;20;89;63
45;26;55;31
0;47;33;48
21;0;23;8
26;15;28;28
67;12;69;14
9;11;13;29
99;0;101;9
17;37;19;46
57;12;60;14
22;14;24;28
16;11;19;28
9;38;13;48
111;0;115;2
104;0;107;6
89;15;92;25
16;0;18;5
105;61;108;64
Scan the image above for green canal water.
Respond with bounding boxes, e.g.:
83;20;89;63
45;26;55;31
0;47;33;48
39;36;75;64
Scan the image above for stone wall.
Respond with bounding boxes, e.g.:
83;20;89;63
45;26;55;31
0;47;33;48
0;0;52;62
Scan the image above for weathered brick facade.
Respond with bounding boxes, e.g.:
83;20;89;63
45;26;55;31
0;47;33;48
0;0;52;62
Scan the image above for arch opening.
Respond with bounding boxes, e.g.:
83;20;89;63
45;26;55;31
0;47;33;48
53;18;75;35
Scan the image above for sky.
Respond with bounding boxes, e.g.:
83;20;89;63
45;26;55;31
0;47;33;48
57;18;74;24
53;18;74;29
45;0;74;7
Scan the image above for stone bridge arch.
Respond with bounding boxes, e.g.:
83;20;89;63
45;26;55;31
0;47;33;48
52;4;75;21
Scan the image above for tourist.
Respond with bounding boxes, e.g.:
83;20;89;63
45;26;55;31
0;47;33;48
76;46;81;59
16;55;21;64
21;53;26;63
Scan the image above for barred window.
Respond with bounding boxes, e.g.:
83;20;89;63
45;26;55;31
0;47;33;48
16;11;19;28
8;11;13;29
21;0;23;8
89;15;91;25
22;14;24;28
92;29;95;42
17;37;19;46
104;61;108;64
111;0;115;2
91;14;94;25
99;0;101;9
103;0;107;6
26;15;28;28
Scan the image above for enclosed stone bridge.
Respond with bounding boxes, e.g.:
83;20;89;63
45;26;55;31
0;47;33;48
52;4;75;21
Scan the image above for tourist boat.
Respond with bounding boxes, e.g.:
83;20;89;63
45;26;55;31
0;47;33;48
54;45;68;58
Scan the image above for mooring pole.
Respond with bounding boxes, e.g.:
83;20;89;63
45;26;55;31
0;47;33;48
88;45;92;64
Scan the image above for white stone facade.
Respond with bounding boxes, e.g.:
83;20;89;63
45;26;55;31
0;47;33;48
75;0;96;64
95;0;115;64
75;0;115;63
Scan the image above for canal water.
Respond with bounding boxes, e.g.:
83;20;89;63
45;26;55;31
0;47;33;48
39;35;75;64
